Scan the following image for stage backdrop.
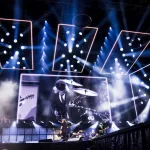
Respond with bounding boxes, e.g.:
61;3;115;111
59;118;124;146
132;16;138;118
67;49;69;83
17;74;111;124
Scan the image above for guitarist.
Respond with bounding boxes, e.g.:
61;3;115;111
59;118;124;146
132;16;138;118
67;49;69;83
60;119;68;141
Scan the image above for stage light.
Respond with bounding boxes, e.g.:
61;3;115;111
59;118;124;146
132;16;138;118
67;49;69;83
144;94;146;97
77;60;80;63
109;27;112;30
6;32;10;36
138;38;141;41
119;67;122;70
126;63;129;66
71;65;73;68
14;39;17;43
122;54;126;57
115;58;118;61
10;56;14;59
84;39;87;42
74;69;77;72
131;49;134;52
8;45;12;49
128;43;132;46
132;54;135;58
146;86;149;89
65;69;67;71
60;64;63;67
126;36;130;40
117;63;120;66
80;50;83;54
15;51;19;55
110;67;113;70
21;46;25;50
12;25;16;29
12;66;15;69
66;31;70;34
6;61;9;64
139;89;141;92
144;74;147;77
20;33;23;37
120;48;123;51
22;57;25;60
141;82;144;85
1;38;4;42
73;55;76;58
64;43;67;47
69;49;72;53
124;59;127;62
17;61;20;65
66;59;70;63
141;101;143;105
76;44;79;48
23;67;26;69
41;121;44;123
140;44;142;47
126;121;134;126
4;50;7;54
71;37;75;41
62;54;65;58
79;32;82;35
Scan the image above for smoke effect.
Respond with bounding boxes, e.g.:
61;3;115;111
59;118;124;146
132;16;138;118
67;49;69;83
0;80;18;118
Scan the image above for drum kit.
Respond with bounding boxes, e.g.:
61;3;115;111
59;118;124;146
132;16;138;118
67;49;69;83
59;79;98;97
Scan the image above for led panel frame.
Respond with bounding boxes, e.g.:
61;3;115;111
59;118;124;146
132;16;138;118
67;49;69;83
100;30;150;75
52;24;98;73
0;18;34;70
129;64;150;123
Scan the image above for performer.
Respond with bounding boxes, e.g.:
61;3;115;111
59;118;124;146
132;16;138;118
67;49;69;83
60;119;68;141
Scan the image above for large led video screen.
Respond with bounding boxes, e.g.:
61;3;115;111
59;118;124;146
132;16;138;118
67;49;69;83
17;74;111;124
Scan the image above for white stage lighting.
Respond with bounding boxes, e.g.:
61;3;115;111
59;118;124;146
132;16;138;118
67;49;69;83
124;59;127;62
14;39;17;43
66;59;70;63
60;64;63;67
66;31;70;34
1;38;4;42
21;46;25;49
62;54;65;58
73;55;76;58
122;54;126;57
128;43;132;46
4;50;7;54
110;67;113;70
84;39;87;42
144;74;147;77
23;67;26;69
12;66;15;69
126;36;130;40
15;51;19;55
76;44;79;48
6;61;9;64
22;57;25;60
126;63;129;66
71;65;73;68
139;89;141;92
8;45;12;49
138;38;141;41
131;49;134;52
115;58;118;61
17;62;20;65
80;50;83;54
77;60;80;63
6;32;10;36
10;56;14;59
71;37;75;41
120;48;123;51
64;43;67;47
12;25;16;29
74;69;77;72
79;32;82;35
20;33;23;37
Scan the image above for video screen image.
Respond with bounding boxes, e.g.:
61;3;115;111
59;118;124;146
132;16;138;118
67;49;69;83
17;74;111;125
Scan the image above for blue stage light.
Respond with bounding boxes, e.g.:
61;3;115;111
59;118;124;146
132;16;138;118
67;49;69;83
124;59;127;62
77;60;80;63
140;44;142;47
12;25;16;29
115;58;118;61
73;55;76;58
10;56;14;59
6;61;9;64
69;49;72;53
132;54;135;58
17;61;20;65
84;39;87;42
23;67;26;69
12;66;15;69
110;67;113;70
138;38;141;41
131;49;134;52
126;63;129;66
